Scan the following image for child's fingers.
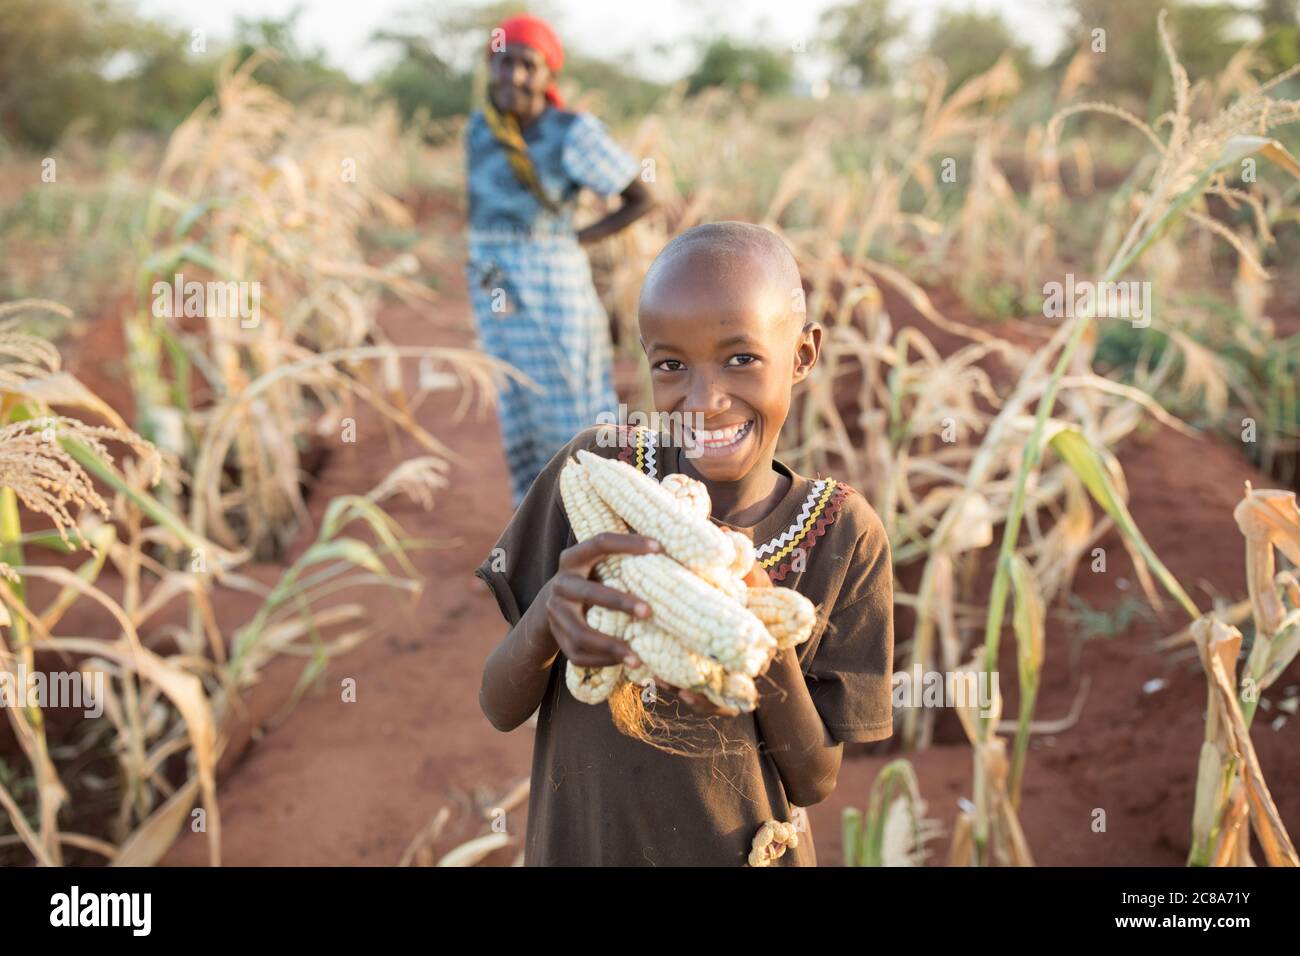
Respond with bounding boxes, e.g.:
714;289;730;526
552;575;651;620
549;601;640;668
565;532;662;567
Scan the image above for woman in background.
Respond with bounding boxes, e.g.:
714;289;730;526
465;13;655;506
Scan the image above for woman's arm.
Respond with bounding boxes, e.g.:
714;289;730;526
576;179;655;245
753;649;844;807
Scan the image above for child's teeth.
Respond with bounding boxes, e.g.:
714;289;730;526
696;421;749;445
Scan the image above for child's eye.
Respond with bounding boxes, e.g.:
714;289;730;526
653;359;685;372
727;354;758;367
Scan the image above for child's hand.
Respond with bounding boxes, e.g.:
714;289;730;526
545;532;662;669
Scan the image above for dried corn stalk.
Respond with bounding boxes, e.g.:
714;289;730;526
842;759;941;867
1188;486;1300;867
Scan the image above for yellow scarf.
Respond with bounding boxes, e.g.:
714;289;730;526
482;97;561;213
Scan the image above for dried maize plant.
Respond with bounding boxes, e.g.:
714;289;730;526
1187;487;1300;867
130;52;518;557
1063;29;1300;487
0;303;432;866
400;778;529;867
0;302;216;867
556;447;817;716
842;759;941;867
953;128;1050;317
1127;227;1299;487
779;263;1169;749
945;652;1034;868
590;87;841;358
592;56;1022;363
911;12;1300;864
842;54;1022;265
933;47;1100;320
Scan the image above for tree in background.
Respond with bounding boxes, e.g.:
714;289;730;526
819;0;907;88
561;56;669;122
230;9;357;104
1256;0;1300;74
686;39;793;97
371;29;475;122
926;9;1036;93
0;0;147;147
0;0;352;149
373;1;540;124
1059;0;1241;109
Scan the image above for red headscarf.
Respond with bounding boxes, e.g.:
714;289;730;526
487;14;566;109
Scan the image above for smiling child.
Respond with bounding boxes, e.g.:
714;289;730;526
476;221;894;866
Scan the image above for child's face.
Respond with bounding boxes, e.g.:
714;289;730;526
639;253;819;483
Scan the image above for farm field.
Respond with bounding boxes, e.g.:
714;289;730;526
157;203;1300;867
2;1;1299;871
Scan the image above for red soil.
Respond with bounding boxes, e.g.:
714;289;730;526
18;205;1297;867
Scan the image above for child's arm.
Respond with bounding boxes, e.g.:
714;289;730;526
670;564;848;805
753;649;844;806
479;578;565;732
758;520;895;805
479;532;662;732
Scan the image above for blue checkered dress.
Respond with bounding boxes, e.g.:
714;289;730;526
465;107;639;505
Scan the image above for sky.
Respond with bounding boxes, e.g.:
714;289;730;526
133;0;1077;83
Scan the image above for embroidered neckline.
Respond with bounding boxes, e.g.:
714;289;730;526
755;477;840;567
614;425;852;581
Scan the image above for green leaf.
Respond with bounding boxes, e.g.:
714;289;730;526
138;242;238;283
171;199;218;241
1048;427;1200;620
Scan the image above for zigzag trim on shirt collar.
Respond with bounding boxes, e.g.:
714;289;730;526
615;424;658;479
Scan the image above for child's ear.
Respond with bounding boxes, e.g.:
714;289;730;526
791;322;821;384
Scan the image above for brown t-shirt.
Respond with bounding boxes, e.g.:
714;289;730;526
474;424;894;866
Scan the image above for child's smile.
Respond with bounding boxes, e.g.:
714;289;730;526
689;419;755;457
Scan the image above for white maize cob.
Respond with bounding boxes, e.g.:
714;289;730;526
587;602;631;640
626;620;726;694
702;672;759;712
660;472;711;521
565;660;623;704
726;530;756;578
564;580;633;706
552;482;633;703
576;450;733;573
625;622;760;712
619;552;774;675
625;662;656;686
743;587;817;650
697;564;747;600
559;457;630;579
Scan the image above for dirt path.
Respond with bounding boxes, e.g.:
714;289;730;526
160;214;1299;867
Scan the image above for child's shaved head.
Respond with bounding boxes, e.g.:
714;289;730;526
637;221;819;486
640;221;805;335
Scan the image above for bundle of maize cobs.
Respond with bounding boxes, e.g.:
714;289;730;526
747;820;800;867
558;449;817;713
